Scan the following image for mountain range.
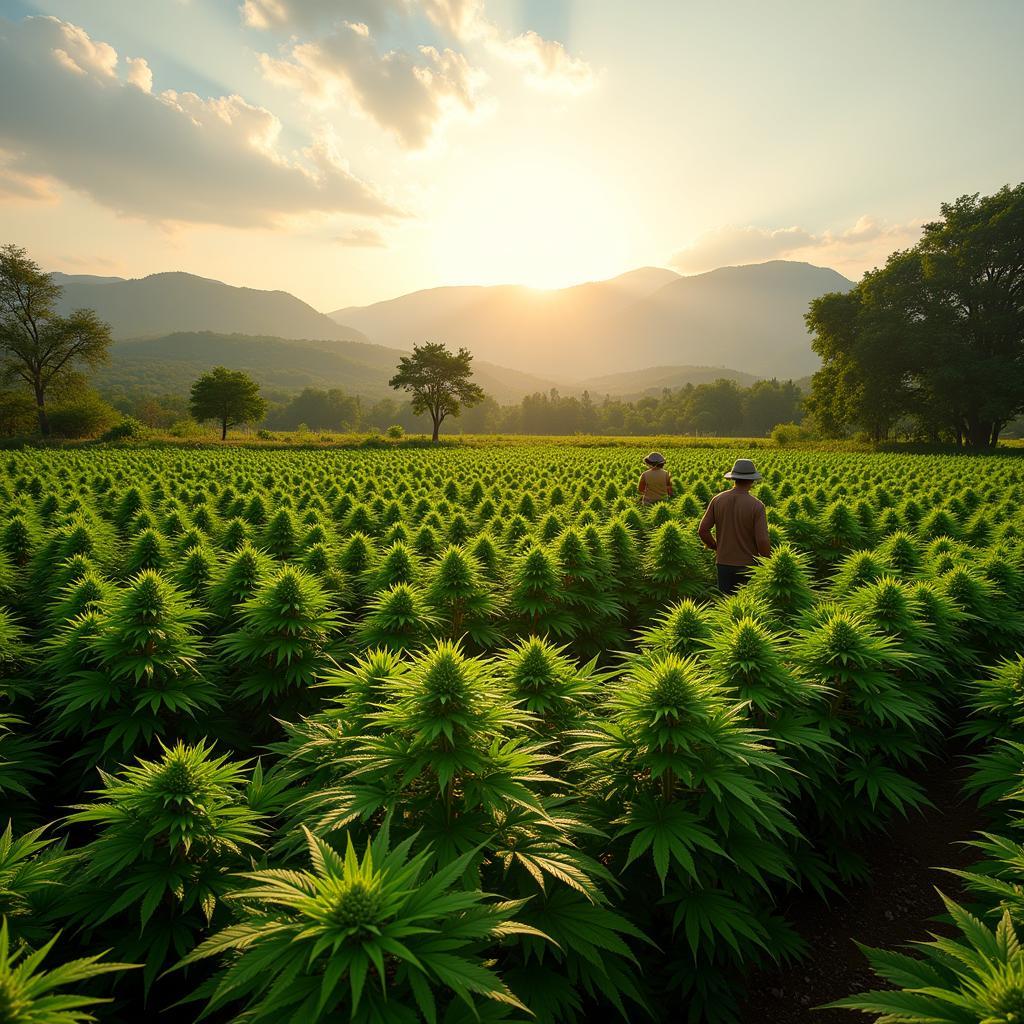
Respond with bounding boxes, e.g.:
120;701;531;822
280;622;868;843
52;260;854;401
52;272;365;343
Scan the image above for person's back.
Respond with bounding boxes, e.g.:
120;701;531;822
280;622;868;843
698;458;771;594
640;466;671;504
703;487;766;565
638;452;673;504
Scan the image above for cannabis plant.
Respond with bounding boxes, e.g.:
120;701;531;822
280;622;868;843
635;599;712;660
67;740;264;990
746;543;816;625
178;825;536;1024
507;544;577;639
45;571;216;761
789;608;935;843
351;583;439;653
423;545;502;648
495;636;608;734
829;899;1024;1024
218;565;343;707
206;541;274;621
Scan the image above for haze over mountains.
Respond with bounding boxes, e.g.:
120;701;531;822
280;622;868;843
53;260;853;401
331;262;852;380
97;333;560;404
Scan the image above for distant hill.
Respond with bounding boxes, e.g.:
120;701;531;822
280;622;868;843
51;272;126;286
53;271;365;343
579;365;762;399
96;331;562;404
331;261;852;379
610;261;853;378
330;267;682;376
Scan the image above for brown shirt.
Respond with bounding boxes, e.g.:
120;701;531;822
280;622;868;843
698;487;770;566
639;467;672;504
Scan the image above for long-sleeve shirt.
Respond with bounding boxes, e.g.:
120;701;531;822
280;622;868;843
698;487;770;566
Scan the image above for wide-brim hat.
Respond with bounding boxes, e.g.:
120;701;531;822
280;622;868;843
644;452;666;466
724;458;761;481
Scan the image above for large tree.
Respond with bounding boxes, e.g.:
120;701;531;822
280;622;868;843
189;366;267;440
0;244;112;436
806;184;1024;448
389;342;484;442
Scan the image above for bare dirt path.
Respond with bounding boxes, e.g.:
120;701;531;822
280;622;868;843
739;752;986;1023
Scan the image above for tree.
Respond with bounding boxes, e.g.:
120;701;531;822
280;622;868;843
0;244;112;436
389;342;484;442
189;366;266;440
806;184;1024;448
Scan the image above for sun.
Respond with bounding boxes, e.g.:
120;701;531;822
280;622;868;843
433;155;632;289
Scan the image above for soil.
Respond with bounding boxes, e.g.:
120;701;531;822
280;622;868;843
739;751;987;1024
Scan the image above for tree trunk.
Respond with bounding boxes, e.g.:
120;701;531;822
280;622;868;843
35;388;49;437
431;415;440;442
964;417;993;449
221;418;228;441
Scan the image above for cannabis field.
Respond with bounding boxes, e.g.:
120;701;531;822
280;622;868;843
4;443;1024;1024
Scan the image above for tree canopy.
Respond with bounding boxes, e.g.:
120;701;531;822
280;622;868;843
806;184;1024;447
189;366;266;440
0;244;112;435
389;342;485;441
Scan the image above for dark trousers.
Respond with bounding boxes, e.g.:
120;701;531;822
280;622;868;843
717;563;751;596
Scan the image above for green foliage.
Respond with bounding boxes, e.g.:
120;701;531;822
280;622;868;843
806;184;1024;447
0;917;136;1024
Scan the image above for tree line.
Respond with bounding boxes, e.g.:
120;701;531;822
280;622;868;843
254;376;804;437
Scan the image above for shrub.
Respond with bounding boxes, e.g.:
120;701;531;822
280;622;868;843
47;393;120;439
100;417;146;442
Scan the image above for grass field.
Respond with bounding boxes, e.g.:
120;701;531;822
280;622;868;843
3;442;1024;1023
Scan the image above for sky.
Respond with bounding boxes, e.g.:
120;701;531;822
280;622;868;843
0;0;1021;311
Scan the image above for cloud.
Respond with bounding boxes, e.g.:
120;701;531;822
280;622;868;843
670;217;924;278
333;226;386;246
487;30;596;94
243;0;481;35
241;0;404;31
0;153;58;203
249;1;594;107
125;56;152;92
259;20;486;148
0;15;400;228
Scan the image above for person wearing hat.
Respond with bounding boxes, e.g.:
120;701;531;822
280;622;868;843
697;458;771;595
638;451;673;506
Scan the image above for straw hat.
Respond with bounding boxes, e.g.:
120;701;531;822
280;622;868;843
644;452;666;467
724;458;762;481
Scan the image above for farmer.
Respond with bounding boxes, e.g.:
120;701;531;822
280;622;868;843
638;451;673;505
698;458;771;595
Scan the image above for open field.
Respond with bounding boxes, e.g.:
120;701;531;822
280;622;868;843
4;442;1024;1022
